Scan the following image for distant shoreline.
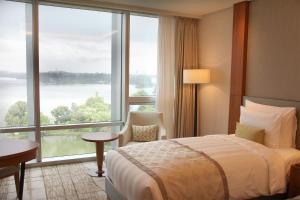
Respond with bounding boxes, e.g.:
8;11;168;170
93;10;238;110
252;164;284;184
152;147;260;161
0;70;155;87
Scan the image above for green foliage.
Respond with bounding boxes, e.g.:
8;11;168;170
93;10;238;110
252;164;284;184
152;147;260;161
133;89;149;96
51;106;72;124
50;94;111;125
5;101;50;126
137;105;156;112
41;113;51;125
5;94;111;128
5;101;28;126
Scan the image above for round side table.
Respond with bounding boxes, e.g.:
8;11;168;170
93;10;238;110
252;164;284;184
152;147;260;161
0;139;38;200
81;132;118;177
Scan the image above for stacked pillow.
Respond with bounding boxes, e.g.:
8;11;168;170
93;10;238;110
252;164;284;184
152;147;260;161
238;100;297;148
235;122;265;145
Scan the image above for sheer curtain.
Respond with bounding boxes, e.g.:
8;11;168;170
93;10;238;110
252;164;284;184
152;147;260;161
156;16;176;139
174;17;200;138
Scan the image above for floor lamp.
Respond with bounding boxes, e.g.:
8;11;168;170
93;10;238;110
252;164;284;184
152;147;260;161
183;69;210;137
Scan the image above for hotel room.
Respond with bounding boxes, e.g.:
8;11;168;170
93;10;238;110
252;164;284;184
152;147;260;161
1;0;300;199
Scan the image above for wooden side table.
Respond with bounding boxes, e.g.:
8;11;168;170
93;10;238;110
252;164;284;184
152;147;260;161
81;132;118;177
289;163;300;198
0;139;38;200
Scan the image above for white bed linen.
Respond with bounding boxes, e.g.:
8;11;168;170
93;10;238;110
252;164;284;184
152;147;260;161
106;135;287;200
274;148;300;177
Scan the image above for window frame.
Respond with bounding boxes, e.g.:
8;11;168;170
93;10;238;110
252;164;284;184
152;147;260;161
0;0;158;164
127;13;158;111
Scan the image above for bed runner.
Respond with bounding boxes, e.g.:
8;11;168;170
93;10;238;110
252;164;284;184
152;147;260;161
117;140;229;200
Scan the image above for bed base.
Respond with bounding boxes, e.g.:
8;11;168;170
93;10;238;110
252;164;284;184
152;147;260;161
250;193;287;200
105;176;288;200
105;176;127;200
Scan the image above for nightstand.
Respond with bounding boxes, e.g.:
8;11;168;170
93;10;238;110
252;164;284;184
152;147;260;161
289;163;300;198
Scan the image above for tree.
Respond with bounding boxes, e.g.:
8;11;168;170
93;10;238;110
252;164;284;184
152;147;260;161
48;94;111;132
51;106;72;124
137;105;155;112
133;89;149;96
5;101;28;126
69;94;111;123
5;101;50;126
41;113;51;125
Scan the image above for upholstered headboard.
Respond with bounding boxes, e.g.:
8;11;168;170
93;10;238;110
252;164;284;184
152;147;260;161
243;96;300;150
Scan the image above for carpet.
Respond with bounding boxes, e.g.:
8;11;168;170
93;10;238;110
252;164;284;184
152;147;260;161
0;162;107;200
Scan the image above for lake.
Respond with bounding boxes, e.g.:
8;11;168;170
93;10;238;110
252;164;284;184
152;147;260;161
0;77;153;158
0;77;154;126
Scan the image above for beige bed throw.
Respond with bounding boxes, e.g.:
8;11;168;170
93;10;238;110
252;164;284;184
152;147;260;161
117;140;229;200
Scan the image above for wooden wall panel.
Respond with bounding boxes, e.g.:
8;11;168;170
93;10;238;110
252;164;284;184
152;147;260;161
228;1;249;134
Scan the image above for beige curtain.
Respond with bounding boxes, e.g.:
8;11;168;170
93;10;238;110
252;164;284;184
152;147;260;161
156;16;176;139
174;17;200;138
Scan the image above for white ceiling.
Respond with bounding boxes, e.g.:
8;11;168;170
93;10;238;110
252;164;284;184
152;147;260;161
96;0;245;17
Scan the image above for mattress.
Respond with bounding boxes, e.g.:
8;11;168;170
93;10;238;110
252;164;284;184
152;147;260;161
105;134;300;200
274;148;300;178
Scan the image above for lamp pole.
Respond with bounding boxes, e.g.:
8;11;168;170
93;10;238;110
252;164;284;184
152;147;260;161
194;84;198;137
183;69;210;137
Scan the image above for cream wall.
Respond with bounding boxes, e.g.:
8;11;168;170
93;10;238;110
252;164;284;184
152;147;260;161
198;8;233;135
246;0;300;101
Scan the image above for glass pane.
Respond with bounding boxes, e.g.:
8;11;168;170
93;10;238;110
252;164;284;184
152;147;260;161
0;1;34;128
129;104;156;112
39;5;122;125
129;15;158;97
0;132;35;141
42;127;119;158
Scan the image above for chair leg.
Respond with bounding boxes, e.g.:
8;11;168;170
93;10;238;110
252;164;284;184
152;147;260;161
14;171;20;198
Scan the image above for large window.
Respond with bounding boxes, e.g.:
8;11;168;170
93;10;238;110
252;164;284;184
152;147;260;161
0;0;34;128
39;5;122;125
129;15;158;112
0;1;159;162
38;5;122;158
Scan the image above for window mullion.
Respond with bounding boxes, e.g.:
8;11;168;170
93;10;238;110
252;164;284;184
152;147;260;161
123;12;130;121
32;0;42;162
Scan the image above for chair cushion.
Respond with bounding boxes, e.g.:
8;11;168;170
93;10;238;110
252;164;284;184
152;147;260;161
132;124;158;142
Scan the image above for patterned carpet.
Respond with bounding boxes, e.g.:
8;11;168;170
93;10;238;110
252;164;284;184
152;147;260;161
0;162;108;200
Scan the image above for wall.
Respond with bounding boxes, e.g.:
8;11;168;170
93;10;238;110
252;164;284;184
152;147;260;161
246;0;300;101
198;8;233;135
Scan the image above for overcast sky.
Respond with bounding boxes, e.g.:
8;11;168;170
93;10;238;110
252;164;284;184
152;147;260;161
0;0;158;75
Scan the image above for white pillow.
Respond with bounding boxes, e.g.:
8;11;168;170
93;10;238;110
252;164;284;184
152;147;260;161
245;100;297;148
240;106;282;148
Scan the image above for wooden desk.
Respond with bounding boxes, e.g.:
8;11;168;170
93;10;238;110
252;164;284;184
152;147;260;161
81;132;118;177
0;139;38;200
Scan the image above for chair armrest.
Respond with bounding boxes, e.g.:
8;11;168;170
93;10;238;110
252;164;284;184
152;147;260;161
118;124;131;147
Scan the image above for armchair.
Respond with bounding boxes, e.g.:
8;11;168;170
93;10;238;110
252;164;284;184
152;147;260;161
118;111;166;147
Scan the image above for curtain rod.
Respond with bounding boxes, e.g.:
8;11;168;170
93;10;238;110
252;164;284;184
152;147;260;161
39;0;202;19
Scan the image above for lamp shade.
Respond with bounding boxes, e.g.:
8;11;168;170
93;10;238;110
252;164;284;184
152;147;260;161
183;69;210;84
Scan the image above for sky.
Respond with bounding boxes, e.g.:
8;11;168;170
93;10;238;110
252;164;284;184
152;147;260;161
0;0;158;75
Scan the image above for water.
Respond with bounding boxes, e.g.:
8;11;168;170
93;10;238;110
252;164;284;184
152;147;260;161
0;77;154;126
0;77;148;158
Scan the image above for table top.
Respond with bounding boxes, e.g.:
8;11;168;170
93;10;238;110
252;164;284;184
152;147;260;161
0;139;38;164
81;132;119;143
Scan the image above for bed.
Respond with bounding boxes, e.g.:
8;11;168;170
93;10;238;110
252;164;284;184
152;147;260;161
105;97;300;200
